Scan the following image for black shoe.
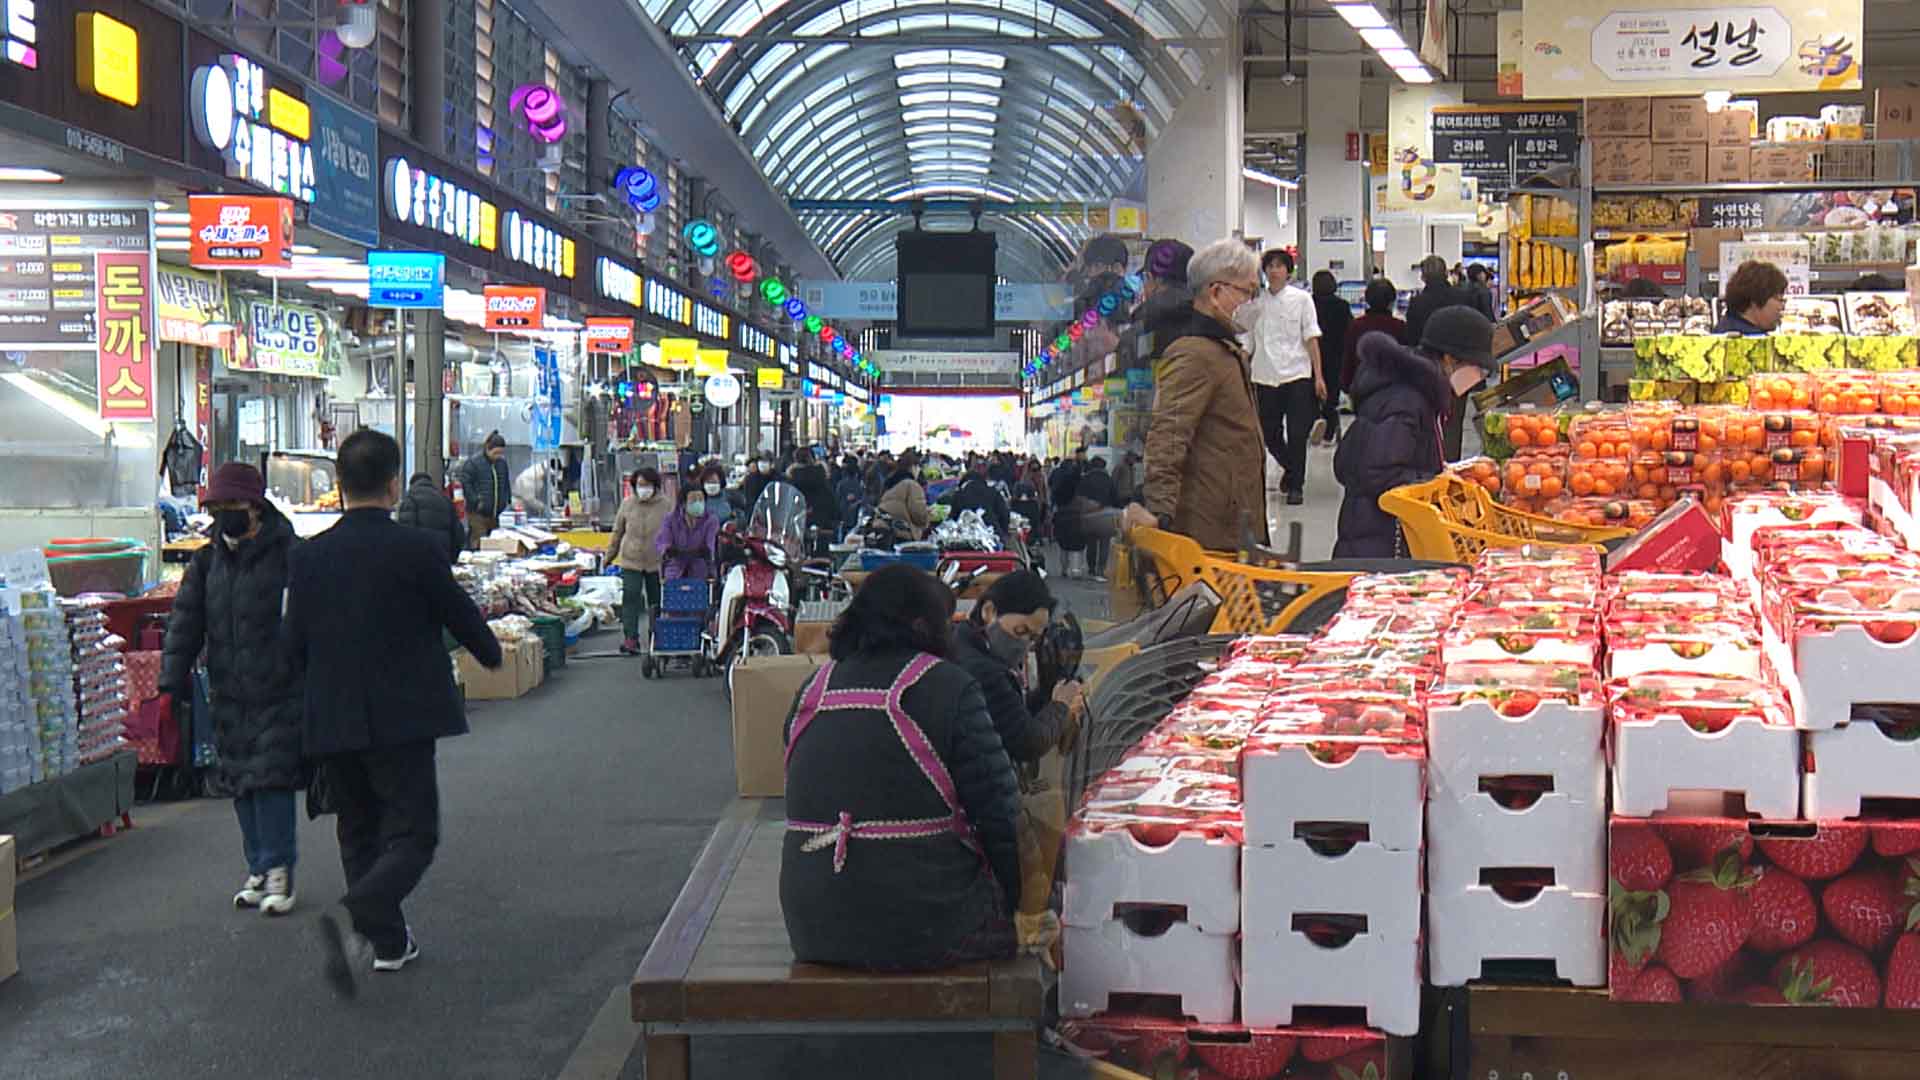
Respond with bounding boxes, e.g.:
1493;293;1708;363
1285;492;1305;506
317;911;360;1000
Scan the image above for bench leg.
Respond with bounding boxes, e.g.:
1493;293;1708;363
644;1033;690;1080
993;1030;1036;1080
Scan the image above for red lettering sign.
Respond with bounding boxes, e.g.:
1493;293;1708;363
188;194;294;269
95;251;154;420
483;284;545;331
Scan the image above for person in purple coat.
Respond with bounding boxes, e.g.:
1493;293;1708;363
656;482;722;580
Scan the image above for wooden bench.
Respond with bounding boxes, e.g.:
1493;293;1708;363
631;798;1046;1079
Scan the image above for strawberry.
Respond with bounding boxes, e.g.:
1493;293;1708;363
1655;850;1757;979
1655;821;1754;870
1757;824;1867;881
1822;868;1905;952
1300;1035;1363;1063
1865;621;1918;644
1611;821;1675;892
1684;953;1750;1003
1497;690;1542;717
1744;864;1818;954
1771;940;1881;1007
1872;823;1920;859
1115;1024;1190;1072
1127;822;1185;847
1190;1033;1296;1079
1614;963;1682;1002
1884;934;1920;1008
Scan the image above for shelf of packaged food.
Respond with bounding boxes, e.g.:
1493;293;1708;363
1701;263;1908;283
1593;179;1914;194
1509;285;1579;296
1592;229;1689;241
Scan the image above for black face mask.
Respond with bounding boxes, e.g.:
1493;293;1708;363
984;622;1032;668
216;508;253;540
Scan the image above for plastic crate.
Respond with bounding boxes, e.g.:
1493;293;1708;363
942;551;1021;574
530;615;567;671
651;615;703;653
859;549;939;571
661;578;709;614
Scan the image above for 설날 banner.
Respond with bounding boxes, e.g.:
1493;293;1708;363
1521;0;1863;99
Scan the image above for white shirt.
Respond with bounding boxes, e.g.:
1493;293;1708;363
1248;283;1321;387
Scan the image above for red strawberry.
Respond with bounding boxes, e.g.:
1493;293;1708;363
1745;864;1818;954
1683;953;1749;1003
1756;823;1867;882
1115;1025;1190;1071
1865;621;1918;644
1772;940;1882;1007
1498;690;1541;717
1655;850;1757;979
1823;869;1905;952
1614;963;1682;1002
1611;821;1675;892
1655;821;1754;870
1300;1035;1361;1063
1190;1033;1296;1079
1873;823;1920;859
1884;934;1920;1008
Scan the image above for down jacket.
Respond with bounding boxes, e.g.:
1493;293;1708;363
876;471;930;539
160;505;305;793
948;623;1065;764
396;475;466;563
1333;332;1452;558
1143;308;1270;551
458;450;512;518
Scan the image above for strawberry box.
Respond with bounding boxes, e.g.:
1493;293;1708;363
1607;816;1920;1008
1803;708;1920;819
1604;497;1724;574
1606;672;1801;821
1427;786;1607;896
1428;883;1607;987
1064;822;1243;934
1240;722;1426;852
1760;596;1920;730
1721;492;1861;581
1603;618;1763;680
1062;917;1237;1023
1055;1015;1403;1080
1442;609;1600;667
1241;835;1423;942
1241;922;1422;1036
1075;773;1244;843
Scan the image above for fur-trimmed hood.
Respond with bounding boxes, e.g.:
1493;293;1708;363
1348;330;1452;415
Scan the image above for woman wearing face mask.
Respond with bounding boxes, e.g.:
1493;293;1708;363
160;463;306;916
741;455;777;509
696;464;733;524
608;467;671;655
657;479;723;583
948;571;1084;763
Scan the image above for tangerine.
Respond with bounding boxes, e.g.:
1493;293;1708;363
1509;426;1533;447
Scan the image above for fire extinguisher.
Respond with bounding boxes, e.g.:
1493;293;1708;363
450;477;467;521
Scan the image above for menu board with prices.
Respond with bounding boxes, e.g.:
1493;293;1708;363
0;208;150;347
1431;106;1581;190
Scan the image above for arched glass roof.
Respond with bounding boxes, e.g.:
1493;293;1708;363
641;0;1225;278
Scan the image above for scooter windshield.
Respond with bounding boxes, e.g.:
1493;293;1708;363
746;480;809;560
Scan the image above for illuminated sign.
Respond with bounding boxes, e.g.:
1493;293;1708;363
188;193;294;269
94;250;152;419
585;317;634;353
614;166;659;213
501;209;574;279
3;0;36;68
704;372;741;409
645;278;691;326
366;250;445;308
737;324;775;359
682;218;719;258
596;255;643;307
482;284;545;331
385;156;497;251
693;301;729;340
266;88;310;141
76;11;137;107
508;84;567;143
191;53;316;202
659;338;696;369
756;367;784;390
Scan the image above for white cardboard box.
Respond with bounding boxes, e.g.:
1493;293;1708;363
1060;918;1236;1023
1426;885;1606;988
1426;791;1607;895
1765;618;1920;731
1426;699;1605;804
1063;826;1241;934
1241;743;1425;851
1241;928;1421;1035
1605;639;1762;681
1241;839;1422;942
1805;718;1920;818
1723;498;1861;582
1610;714;1800;820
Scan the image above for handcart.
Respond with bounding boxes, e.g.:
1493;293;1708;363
1378;473;1632;562
642;576;714;680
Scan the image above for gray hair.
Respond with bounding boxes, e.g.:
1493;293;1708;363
1186;238;1258;292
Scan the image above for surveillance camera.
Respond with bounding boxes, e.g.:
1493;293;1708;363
1280;71;1298;87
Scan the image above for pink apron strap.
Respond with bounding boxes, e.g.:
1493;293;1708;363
819;689;890;709
782;660;837;769
883;653;967;818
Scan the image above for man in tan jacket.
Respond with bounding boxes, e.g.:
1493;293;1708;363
1135;238;1271;552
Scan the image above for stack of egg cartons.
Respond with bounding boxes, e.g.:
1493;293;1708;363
0;599;39;793
21;590;73;779
66;600;129;766
1425;549;1609;987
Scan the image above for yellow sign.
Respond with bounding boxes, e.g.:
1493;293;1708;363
1367;133;1389;176
694;348;729;376
1110;203;1146;236
268;88;311;141
76;11;140;108
1520;0;1863;98
756;367;784;390
659;337;697;369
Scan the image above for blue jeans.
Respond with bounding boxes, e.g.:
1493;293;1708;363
234;788;298;875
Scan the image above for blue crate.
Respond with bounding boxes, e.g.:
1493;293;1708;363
858;549;939;572
651;616;704;653
661;578;709;613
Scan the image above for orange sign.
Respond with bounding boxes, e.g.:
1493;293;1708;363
483;285;545;331
188;194;293;269
95;251;154;420
584;316;634;353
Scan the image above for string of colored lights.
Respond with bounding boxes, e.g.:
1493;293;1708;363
1023;276;1138;381
701;234;880;380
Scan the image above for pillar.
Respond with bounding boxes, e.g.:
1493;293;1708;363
1146;26;1243;245
587;79;617;250
413;311;447;482
1301;56;1365;278
409;0;446;151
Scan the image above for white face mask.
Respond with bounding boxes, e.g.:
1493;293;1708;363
704;482;722;496
1449;364;1485;396
634;486;654;500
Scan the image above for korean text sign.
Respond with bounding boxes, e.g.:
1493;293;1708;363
188;193;293;269
95;251;154;420
483;285;544;331
1520;0;1863;98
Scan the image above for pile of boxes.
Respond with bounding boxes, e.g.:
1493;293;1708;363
455;617;548;700
1588;96;1834;185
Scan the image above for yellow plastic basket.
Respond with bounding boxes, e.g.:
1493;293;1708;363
1378;474;1632;563
1121;527;1356;636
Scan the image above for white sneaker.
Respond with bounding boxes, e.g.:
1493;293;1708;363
234;873;267;909
373;929;421;972
258;866;296;916
1309;418;1330;445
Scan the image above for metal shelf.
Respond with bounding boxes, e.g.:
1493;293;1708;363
1497;317;1588;369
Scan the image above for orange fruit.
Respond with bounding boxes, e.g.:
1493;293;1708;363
1536;427;1559;447
1576;440;1598;459
1539;476;1564;498
1637;483;1659;500
1730;459;1752;483
1530;459;1556;476
1593;479;1616;496
1659;484;1679;503
1480;475;1501;494
1905;394;1920;413
1770;378;1794;396
1509;426;1533;448
1753;390;1775;410
1651;429;1671;451
1791;388;1812;409
1820;393;1841;412
1791;429;1816;448
1698;433;1718;452
1571;472;1596;496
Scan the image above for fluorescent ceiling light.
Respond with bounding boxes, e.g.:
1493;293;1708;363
1331;3;1389;30
153;226;192;239
155;212;191;226
152;200;172;211
1359;27;1406;49
155;240;191;251
1378;47;1419;67
1396;65;1435;83
0;168;63;182
894;49;1006;70
1242;167;1300;190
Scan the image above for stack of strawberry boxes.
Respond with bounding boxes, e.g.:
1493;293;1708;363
1425;548;1608;987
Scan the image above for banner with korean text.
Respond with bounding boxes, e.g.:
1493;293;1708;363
95;251;154;420
1520;0;1863;98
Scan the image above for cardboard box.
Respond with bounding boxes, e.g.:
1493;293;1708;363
1610;706;1800;820
1590;138;1653;184
1428;886;1606;988
1707;107;1755;146
0;835;14;985
515;638;544;692
1064;825;1241;933
1604;498;1720;574
1805;719;1920;818
1054;1016;1403;1080
1490;295;1577;360
792;620;831;656
1707;144;1751;183
1063;918;1237;1023
1586;96;1651;137
1650;97;1710;142
728;653;822;797
1648;142;1706;184
1690;228;1743;269
1750;145;1816;182
1877;87;1920;140
478;534;533;556
1242;929;1421;1035
455;646;520;700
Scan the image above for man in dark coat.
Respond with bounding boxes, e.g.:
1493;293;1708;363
395;472;466;563
786;447;839;540
287;429;502;995
864;451;895;506
1465;264;1497;320
947;571;1078;764
457;431;511;549
162;462;305;915
1048;450;1087;575
1404;256;1474;351
1074;457;1120;580
946;461;1012;540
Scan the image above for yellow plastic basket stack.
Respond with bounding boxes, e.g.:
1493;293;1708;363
1377;474;1632;563
1122;527;1355;636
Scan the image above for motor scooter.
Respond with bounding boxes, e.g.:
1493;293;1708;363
706;481;805;695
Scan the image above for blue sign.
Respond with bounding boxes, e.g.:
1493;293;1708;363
367;251;446;308
1126;368;1154;391
307;92;379;247
532;346;562;451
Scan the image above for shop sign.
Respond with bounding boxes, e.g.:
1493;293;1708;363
738;323;775;358
584;316;633;353
236;298;333;378
756;367;784;389
93;250;152;420
1110;203;1145;236
154;266;229;347
704;372;741;409
693;301;729;340
502;209;574;280
1495;10;1524;97
1721;240;1812;297
190;52;316;202
1683;190;1915;231
1520;0;1863;98
0;206;148;348
871;350;1017;376
384;155;498;252
596;256;644;308
3;0;36;68
188;193;294;269
1125;368;1153;392
366;250;444;308
645;278;691;326
659;337;696;368
307;92;378;247
694;348;728;377
531;346;561;451
798;280;1070;322
1431;104;1580;189
482;284;544;331
75;11;138;107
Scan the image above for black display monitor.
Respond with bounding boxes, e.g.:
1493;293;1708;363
895;230;997;337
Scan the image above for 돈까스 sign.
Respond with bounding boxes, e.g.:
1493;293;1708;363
1520;0;1864;98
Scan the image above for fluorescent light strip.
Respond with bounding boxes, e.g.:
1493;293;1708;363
1243;167;1299;190
0;168;63;182
153;226;192;239
1359;27;1406;49
1331;2;1389;30
1378;47;1419;67
1396;65;1434;83
155;212;191;226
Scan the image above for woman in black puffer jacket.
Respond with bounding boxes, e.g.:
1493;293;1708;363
162;463;306;916
1332;332;1453;558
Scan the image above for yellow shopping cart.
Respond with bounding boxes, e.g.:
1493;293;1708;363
1378;474;1633;563
1116;526;1363;637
